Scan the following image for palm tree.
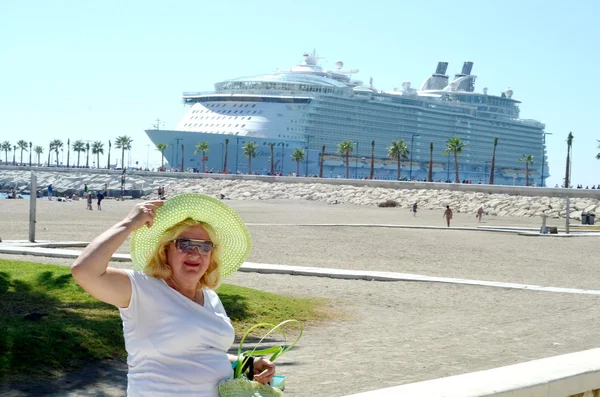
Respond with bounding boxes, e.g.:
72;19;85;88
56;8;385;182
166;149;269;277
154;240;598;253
489;137;498;184
1;141;10;164
518;154;534;186
370;140;375;179
564;131;574;188
107;140;111;169
85;142;90;168
92;141;104;169
194;142;210;172
47;143;51;166
443;137;466;183
268;143;275;175
156;143;168;170
319;144;326;178
73;140;85;167
115;136;133;170
13;145;16;165
34;146;44;166
242;141;257;174
387;140;410;181
17;140;28;165
223;138;229;173
427;141;434;182
28;142;32;166
337;141;355;179
50;139;63;166
66;139;70;168
291;149;305;176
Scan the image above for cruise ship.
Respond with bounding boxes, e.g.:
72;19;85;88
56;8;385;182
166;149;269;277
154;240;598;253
145;53;549;185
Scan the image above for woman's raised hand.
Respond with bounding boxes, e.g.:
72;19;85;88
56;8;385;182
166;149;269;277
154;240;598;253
124;200;164;230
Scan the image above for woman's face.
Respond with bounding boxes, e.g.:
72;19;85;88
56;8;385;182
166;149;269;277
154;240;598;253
166;225;213;282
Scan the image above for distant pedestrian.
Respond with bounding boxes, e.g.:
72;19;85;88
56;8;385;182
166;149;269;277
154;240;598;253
97;191;104;210
86;193;93;210
412;202;418;216
443;205;453;227
103;183;108;197
84;183;88;195
477;207;484;223
47;184;53;200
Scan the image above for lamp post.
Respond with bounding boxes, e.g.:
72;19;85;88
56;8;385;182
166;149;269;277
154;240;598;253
169;143;174;168
235;137;240;174
305;135;311;176
409;133;420;181
540;132;552;187
174;138;183;171
354;142;359;179
220;143;224;171
146;144;150;170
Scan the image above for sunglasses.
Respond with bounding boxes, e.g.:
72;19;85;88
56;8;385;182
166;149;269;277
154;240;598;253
173;238;214;255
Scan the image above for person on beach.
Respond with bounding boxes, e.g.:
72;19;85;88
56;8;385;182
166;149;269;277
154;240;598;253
86;193;93;210
84;183;88;195
47;184;53;200
96;191;104;211
443;205;453;227
412;202;418;217
70;194;275;396
477;206;484;223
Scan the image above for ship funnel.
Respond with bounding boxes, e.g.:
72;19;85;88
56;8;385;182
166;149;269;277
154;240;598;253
461;62;473;76
435;62;448;75
420;61;449;91
449;61;476;92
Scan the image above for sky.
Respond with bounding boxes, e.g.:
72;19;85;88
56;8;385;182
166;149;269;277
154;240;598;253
1;0;599;186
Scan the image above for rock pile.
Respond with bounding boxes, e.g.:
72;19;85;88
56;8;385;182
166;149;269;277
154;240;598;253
1;170;597;220
156;178;597;220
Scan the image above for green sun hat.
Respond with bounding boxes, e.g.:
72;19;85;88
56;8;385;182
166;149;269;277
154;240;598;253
130;193;251;278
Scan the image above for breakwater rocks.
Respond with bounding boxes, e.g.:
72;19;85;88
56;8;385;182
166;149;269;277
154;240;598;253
0;169;162;198
156;179;598;220
1;169;598;219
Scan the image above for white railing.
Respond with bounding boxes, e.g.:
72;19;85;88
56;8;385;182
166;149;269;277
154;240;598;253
344;348;600;397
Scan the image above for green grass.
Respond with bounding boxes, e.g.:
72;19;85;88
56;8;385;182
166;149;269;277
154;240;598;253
0;259;328;385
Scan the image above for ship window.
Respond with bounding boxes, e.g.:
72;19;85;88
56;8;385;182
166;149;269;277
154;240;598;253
242;124;245;127
248;117;251;120
236;124;239;127
233;104;236;107
253;111;257;114
245;104;249;107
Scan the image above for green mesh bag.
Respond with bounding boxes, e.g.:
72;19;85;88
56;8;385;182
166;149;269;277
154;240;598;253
218;320;302;397
218;378;285;397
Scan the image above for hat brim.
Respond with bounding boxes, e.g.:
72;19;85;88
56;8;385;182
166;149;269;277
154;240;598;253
130;193;251;278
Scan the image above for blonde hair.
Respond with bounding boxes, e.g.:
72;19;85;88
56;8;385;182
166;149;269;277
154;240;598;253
144;218;222;290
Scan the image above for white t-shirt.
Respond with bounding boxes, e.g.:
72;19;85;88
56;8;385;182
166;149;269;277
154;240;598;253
119;269;235;397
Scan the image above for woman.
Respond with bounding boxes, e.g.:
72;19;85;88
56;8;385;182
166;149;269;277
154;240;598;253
443;205;453;227
71;193;275;396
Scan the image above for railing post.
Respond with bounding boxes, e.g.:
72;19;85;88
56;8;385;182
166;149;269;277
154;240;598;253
29;171;37;242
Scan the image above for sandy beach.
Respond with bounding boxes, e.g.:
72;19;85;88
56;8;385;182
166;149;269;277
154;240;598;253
2;197;600;396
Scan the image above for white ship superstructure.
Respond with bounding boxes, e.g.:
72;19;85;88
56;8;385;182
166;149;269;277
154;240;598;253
146;53;548;185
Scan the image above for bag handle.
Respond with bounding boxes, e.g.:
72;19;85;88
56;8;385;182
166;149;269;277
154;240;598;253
234;320;303;379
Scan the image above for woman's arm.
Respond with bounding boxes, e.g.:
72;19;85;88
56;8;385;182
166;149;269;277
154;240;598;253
71;201;162;308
